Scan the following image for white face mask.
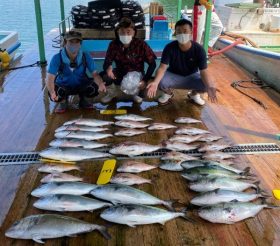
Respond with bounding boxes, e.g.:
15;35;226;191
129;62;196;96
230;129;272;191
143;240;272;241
119;35;132;45
176;34;192;44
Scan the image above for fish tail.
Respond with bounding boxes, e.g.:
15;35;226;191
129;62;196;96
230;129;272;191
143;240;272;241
179;208;197;223
253;181;261;192
95;225;111;240
163;199;176;211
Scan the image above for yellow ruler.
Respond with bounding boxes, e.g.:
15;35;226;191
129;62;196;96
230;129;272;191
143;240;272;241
40;158;76;165
97;159;116;185
100;109;127;115
272;190;280;200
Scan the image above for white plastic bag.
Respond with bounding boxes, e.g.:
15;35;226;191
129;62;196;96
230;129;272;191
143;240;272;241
120;71;142;95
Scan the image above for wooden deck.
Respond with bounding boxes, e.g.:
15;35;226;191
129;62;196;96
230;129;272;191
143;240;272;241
0;31;280;245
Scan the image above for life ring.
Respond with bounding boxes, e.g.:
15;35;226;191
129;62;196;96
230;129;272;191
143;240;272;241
0;49;11;69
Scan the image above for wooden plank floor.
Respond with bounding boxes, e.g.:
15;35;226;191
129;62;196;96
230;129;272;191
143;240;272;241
0;31;280;245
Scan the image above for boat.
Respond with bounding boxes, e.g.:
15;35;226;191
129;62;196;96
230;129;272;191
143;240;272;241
0;31;21;59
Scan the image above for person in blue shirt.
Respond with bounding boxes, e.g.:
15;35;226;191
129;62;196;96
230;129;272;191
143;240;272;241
46;31;106;113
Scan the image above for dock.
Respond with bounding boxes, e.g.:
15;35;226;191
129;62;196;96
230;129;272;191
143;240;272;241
0;30;280;245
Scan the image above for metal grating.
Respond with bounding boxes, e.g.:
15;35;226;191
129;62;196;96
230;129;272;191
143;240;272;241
0;143;279;166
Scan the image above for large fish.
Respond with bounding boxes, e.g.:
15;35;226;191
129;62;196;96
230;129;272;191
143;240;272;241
110;173;152;185
90;184;174;210
189;177;260;192
160;151;199;162
159;160;184;172
40;173;83;183
169;134;202;143
55;125;109;133
114;129;146;137
174;117;202;124
101;204;190;227
117;160;157;173
198;202;279;224
39;147;111;161
33;194;112;212
114;120;149;129
163;141;199;152
198;144;231;152
5;214;111;243
55;131;112;141
31;182;97;197
109;141;161;156
64;118;114;127
148;123;177;130
202;151;235;160
114;114;152;122
38;164;80;173
190;189;268;206
175;127;210;135
198;134;223;142
49;138;108;149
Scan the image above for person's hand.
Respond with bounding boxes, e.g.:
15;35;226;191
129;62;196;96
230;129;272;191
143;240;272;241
138;80;146;90
98;82;107;93
207;86;219;103
106;67;116;80
50;91;58;102
147;81;159;98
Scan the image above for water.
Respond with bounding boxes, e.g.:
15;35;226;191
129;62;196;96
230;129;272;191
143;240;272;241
0;0;193;53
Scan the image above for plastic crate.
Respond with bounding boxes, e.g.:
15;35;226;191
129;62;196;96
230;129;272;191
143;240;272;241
150;30;172;40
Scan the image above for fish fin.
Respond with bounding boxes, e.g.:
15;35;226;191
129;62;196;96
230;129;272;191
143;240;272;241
223;207;233;213
68;234;78;237
33;237;45;244
230;199;239;203
96;225;112;240
266;205;280;209
180;214;197;223
163;199;177;211
253;181;261;192
127;224;136;228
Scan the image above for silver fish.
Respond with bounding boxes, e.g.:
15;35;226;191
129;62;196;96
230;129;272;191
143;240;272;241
114;129;146;137
198;144;231;152
101;204;190;227
114;120;149;129
39;147;111;161
110;173;152;185
189;177;260;192
49;138;108;149
110;141;161;156
117;160;157;173
148;123;177;130
55;131;112;141
191;189;267;206
114;114;152;121
34;194;112;212
163;141;199;152
55;125;109;133
31;182;97;197
159;160;184;171
90;184;174;210
5;214;111;243
40;173;83;183
198;134;223;142
203;151;235;160
38;164;80;173
198;202;279;224
161;151;199;162
64;118;114;127
169;134;202;143
175;127;210;135
174;117;202;124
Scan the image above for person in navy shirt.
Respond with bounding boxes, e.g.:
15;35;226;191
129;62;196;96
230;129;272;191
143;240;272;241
147;19;218;106
46;31;106;113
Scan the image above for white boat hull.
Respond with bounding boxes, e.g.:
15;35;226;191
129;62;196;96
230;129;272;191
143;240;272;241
0;31;21;59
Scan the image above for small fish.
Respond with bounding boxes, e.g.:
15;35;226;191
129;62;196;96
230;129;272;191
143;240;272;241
161;151;199;162
49;138;108;149
163;141;199;152
169;134;202;143
114;129;146;137
110;141;161;156
38;164;80;173
203;151;235;160
198;144;231;152
40;173;83;183
34;194;112;212
64;118;114;127
101;204;191;227
174;117;202;124
189;177;260;192
39;147;111;162
55;125;109;133
115;120;149;129
110;173;152;185
190;189;268;206
5;214;111;243
55;131;113;141
175;127;210;135
198;134;223;142
114;114;152;122
159;160;184;171
148;123;177;130
117;160;157;173
198;202;279;224
31;182;97;197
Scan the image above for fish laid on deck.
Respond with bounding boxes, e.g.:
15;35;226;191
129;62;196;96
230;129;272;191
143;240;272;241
147;123;177;130
174;117;202;124
40;172;83;183
49;138;108;149
38;164;80;173
110;173;152;185
169;134;202;143
55;125;109;133
198;143;231;152
114;120;149;129
159;160;185;171
175;127;211;135
54;131;113;141
161;151;199;162
163;141;199;152
198;134;223;142
202;151;235;160
64;118;114;127
117;160;157;173
114;129;146;137
114;114;152;121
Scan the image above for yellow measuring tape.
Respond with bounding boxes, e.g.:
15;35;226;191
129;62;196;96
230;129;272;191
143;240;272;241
97;159;116;185
40;158;76;165
272;190;280;200
100;109;127;115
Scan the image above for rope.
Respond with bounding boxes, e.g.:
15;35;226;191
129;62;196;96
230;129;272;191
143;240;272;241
0;61;45;72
